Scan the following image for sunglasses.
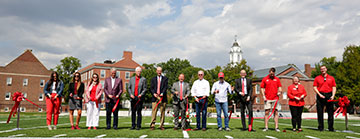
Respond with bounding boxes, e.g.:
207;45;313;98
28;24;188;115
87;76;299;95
198;74;203;76
93;76;98;79
75;75;80;77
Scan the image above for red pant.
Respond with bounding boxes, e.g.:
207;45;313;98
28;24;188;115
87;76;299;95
46;93;61;125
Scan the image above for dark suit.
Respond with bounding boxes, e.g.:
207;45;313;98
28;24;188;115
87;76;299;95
150;75;168;128
128;76;147;129
103;77;123;129
235;77;253;129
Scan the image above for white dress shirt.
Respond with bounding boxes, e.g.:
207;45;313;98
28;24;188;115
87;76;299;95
111;77;115;89
211;81;232;103
241;78;248;95
191;79;210;97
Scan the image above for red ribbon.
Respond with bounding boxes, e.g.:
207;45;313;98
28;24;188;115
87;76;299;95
228;111;233;121
112;99;120;112
133;98;141;109
7;92;41;123
153;97;163;111
267;99;279;120
328;96;350;117
248;117;254;132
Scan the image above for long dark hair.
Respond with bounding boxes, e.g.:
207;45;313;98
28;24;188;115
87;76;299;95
47;72;59;91
89;73;99;85
72;72;81;83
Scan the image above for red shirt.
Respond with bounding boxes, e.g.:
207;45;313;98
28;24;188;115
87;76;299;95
90;84;98;101
74;82;78;95
134;76;140;96
313;74;336;93
261;75;282;100
287;84;307;106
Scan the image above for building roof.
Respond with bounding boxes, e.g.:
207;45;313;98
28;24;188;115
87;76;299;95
253;64;312;80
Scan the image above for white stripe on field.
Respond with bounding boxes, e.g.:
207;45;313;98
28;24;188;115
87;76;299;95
346;136;360;139
52;134;67;138
305;136;320;139
183;131;189;138
139;135;148;138
95;134;106;138
265;136;278;139
225;135;233;139
8;134;25;137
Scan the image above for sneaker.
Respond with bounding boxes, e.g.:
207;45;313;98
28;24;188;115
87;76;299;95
48;125;52;130
75;125;80;130
218;127;222;131
292;128;296;132
53;126;57;130
88;127;91;130
71;126;75;130
93;127;97;130
263;128;268;132
275;128;280;132
225;128;231;131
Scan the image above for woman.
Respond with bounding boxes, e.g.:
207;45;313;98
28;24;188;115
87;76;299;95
44;72;64;130
68;72;85;130
85;73;103;130
287;76;307;132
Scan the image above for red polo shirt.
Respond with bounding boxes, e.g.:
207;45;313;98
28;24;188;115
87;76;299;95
260;75;282;100
134;76;140;96
287;84;307;106
313;74;336;93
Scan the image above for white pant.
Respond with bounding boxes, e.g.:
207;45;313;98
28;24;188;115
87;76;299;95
86;101;100;127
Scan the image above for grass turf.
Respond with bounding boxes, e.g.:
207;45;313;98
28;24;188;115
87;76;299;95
0;112;359;138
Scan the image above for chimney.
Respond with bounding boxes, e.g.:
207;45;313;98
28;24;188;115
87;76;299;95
123;51;132;59
304;64;314;77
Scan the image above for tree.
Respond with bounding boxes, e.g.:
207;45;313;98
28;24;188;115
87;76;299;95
311;57;340;78
52;56;81;103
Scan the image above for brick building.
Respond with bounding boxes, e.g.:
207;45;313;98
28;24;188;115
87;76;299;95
0;50;52;112
251;64;316;112
78;51;141;108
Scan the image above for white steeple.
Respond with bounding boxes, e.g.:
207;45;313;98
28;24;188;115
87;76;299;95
229;35;243;66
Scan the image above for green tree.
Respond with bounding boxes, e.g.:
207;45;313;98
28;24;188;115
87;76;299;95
311;57;340;78
52;56;81;103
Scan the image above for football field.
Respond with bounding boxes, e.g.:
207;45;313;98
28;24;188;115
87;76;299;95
1;113;360;139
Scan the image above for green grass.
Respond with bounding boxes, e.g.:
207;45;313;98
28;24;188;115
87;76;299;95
0;113;360;138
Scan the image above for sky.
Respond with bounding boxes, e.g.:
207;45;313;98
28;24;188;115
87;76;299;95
0;0;359;71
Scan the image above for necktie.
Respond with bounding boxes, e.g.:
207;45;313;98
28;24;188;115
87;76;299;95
242;78;245;95
180;82;183;100
157;76;161;95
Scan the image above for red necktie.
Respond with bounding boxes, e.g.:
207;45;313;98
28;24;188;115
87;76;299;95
157;77;161;95
180;82;183;100
242;78;245;95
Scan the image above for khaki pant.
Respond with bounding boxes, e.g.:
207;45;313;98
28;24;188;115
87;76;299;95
150;102;166;128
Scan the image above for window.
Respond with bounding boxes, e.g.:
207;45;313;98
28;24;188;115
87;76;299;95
38;108;43;112
5;92;11;100
39;93;44;101
256;98;260;104
40;80;45;87
100;70;106;78
22;92;27;100
125;72;130;80
4;107;9;112
125;82;129;91
20;107;26;112
100;81;105;89
116;71;120;78
283;92;288;100
7;77;12;86
88;71;91;80
23;79;28;86
255;84;260;94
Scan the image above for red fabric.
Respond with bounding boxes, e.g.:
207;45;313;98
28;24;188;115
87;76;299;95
180;82;183;100
242;78;245;95
260;75;282;100
313;74;336;93
157;77;161;95
328;96;350;117
74;82;78;95
46;93;61;126
90;85;98;101
287;84;307;106
135;76;140;96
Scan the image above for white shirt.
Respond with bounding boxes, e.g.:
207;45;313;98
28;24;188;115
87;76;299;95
111;77;115;89
51;82;57;94
241;78;247;95
191;79;210;97
211;81;232;103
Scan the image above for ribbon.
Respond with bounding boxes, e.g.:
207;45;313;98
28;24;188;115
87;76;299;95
198;97;207;112
7;92;41;123
267;99;279;120
112;93;125;112
328;96;350;117
153;96;163;111
228;110;233;121
133;97;141;109
248;117;254;132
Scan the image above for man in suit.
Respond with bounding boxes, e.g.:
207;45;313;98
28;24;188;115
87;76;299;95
104;68;123;130
235;69;255;131
128;67;147;130
150;67;168;130
171;73;190;130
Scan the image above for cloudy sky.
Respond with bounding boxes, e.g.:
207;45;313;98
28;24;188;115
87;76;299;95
0;0;359;71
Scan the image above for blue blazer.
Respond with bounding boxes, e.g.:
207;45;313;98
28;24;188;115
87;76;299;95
44;80;64;97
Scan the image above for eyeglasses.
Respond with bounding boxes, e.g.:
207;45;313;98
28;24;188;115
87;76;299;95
198;74;203;76
93;76;98;79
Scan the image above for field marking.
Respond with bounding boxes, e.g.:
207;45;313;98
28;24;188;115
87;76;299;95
52;134;67;138
183;130;189;138
346;136;360;139
95;134;107;138
225;135;233;139
8;134;25;137
265;135;278;139
139;135;148;138
305;135;320;139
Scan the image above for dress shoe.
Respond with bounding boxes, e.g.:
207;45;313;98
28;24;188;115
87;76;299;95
160;127;165;130
193;128;200;131
150;127;155;130
106;127;111;130
130;127;135;130
113;127;118;130
136;127;140;130
202;128;206;131
174;127;178;130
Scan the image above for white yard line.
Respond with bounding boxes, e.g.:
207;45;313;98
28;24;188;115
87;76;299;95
95;134;107;138
139;135;148;139
183;130;189;138
225;135;233;139
346;136;360;139
52;134;67;138
265;136;278;139
305;135;320;139
8;134;25;137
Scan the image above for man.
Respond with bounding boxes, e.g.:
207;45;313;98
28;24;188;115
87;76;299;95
211;72;233;131
313;65;336;132
150;67;168;130
171;73;190;130
104;68;123;130
191;70;210;131
261;67;282;132
235;69;255;131
128;67;147;130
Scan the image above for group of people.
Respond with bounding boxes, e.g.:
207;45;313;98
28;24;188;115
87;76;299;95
43;65;337;133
